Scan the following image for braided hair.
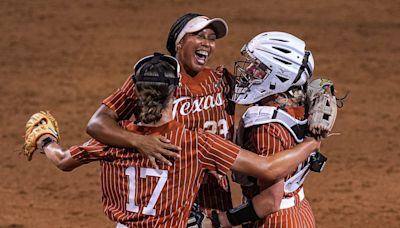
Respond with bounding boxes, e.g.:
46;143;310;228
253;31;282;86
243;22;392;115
134;55;178;124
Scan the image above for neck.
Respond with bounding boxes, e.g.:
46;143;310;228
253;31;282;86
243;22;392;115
176;53;200;77
183;68;198;77
259;95;278;106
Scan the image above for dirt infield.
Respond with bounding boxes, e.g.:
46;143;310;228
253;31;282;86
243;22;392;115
1;0;399;227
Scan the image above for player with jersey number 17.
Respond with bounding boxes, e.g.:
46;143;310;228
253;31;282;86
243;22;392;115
85;13;239;221
22;53;320;227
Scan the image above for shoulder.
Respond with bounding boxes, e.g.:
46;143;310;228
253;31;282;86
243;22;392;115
257;122;289;138
241;107;290;138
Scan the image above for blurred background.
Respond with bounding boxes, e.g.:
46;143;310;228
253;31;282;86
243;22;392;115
1;0;399;227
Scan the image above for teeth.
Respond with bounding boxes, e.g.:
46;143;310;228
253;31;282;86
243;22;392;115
196;50;209;57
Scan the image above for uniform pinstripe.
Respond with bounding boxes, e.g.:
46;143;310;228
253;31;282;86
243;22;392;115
69;120;240;227
240;107;315;228
100;67;235;211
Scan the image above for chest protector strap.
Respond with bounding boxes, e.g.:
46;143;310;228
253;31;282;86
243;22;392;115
241;106;307;143
239;106;311;193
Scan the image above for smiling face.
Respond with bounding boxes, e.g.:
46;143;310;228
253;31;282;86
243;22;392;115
176;28;216;77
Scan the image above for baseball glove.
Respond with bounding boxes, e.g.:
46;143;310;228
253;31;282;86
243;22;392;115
306;78;337;140
22;111;60;161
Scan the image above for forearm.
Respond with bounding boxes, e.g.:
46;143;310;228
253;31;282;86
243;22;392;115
259;139;318;180
232;138;319;181
86;105;141;148
42;142;81;171
252;180;283;218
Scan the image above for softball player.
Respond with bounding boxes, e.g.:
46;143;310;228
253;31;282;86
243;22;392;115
86;13;236;214
215;32;317;227
32;54;320;227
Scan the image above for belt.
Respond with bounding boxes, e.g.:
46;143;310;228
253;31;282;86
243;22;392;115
279;187;305;209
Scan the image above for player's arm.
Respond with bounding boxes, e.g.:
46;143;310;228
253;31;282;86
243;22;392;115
37;135;82;172
214;139;315;228
87;104;143;147
214;181;283;227
231;137;319;181
247;123;288;217
254;179;284;216
216;125;287;227
216;140;317;227
87;105;180;168
86;77;180;168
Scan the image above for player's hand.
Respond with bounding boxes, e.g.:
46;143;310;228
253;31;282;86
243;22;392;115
136;134;181;169
209;171;229;192
219;212;232;228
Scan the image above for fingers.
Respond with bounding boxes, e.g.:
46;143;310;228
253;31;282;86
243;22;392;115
157;136;171;143
147;153;172;168
158;149;181;159
156;136;181;157
148;156;159;169
153;153;173;166
140;135;182;168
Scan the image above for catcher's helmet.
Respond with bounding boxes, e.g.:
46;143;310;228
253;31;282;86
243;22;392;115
232;31;314;104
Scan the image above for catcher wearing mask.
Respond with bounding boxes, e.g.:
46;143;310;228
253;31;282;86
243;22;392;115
210;32;340;228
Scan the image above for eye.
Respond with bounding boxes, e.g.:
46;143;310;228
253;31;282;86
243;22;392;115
195;32;216;42
246;63;266;79
207;34;217;41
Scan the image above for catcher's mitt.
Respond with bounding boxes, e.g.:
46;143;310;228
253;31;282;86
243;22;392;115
22;111;60;161
306;78;337;140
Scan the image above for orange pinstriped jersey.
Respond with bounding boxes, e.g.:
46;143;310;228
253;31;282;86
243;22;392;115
102;67;235;210
103;68;235;139
240;106;315;228
69;120;240;228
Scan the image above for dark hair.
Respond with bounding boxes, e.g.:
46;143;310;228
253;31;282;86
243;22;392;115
135;60;177;124
166;13;203;56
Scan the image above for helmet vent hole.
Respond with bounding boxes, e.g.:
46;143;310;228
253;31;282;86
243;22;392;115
273;46;291;53
276;75;288;82
270;38;288;42
269;83;276;90
273;57;291;65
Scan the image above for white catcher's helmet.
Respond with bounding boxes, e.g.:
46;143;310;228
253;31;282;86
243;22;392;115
233;31;314;104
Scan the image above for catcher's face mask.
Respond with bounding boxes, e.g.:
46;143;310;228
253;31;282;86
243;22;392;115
234;47;271;87
133;52;181;86
232;46;273;103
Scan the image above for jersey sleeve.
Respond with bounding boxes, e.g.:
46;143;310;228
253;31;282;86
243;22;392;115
252;123;288;157
102;75;138;120
68;138;114;164
198;132;240;175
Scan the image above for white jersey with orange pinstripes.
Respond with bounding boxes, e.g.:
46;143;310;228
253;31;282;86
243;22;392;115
240;106;315;228
100;67;235;210
69;120;240;228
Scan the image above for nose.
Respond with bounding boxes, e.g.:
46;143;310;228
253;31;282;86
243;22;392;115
201;37;212;47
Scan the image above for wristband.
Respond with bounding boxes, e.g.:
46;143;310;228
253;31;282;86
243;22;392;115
41;136;56;149
226;199;260;226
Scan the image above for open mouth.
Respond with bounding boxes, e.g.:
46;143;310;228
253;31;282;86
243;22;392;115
194;50;209;65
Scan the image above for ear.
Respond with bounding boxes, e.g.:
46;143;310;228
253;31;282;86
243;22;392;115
176;39;184;50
